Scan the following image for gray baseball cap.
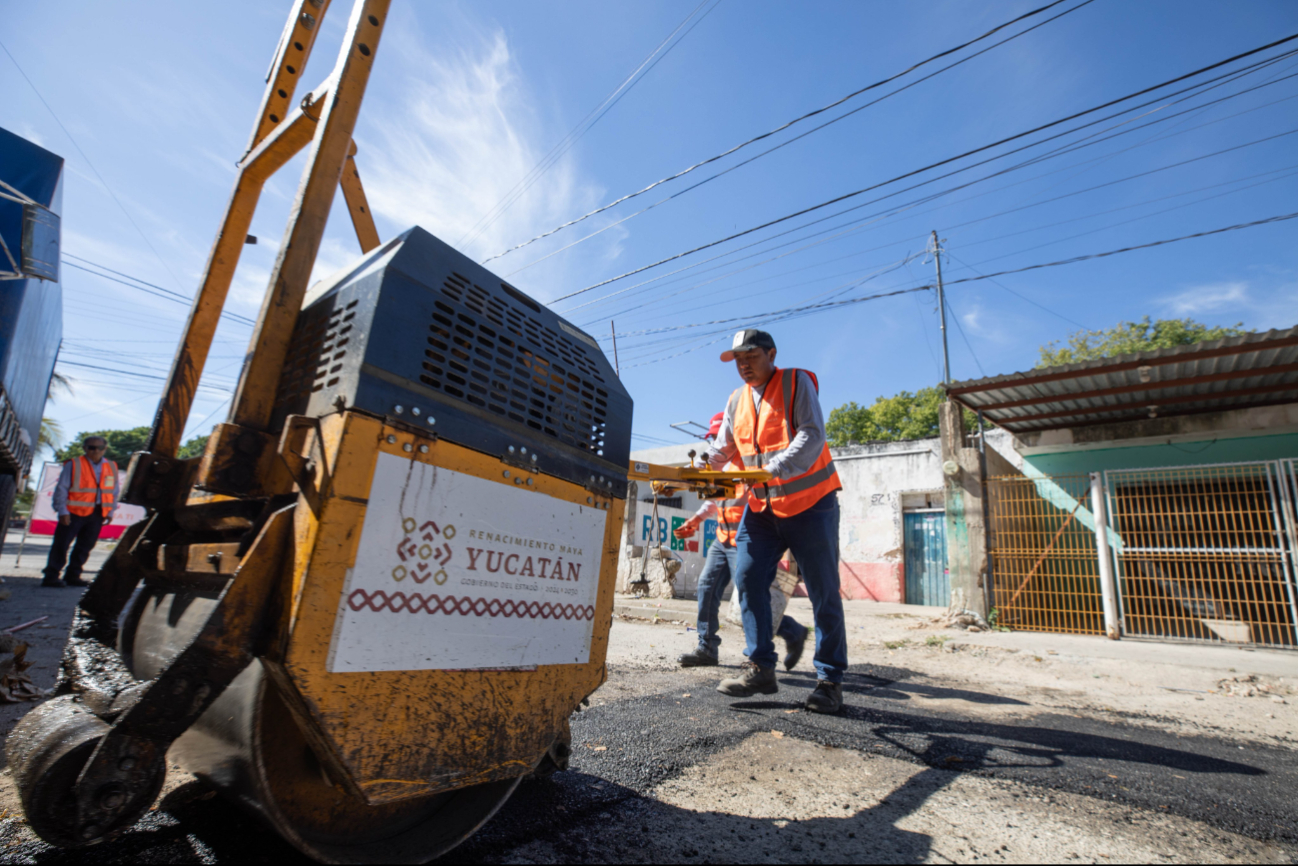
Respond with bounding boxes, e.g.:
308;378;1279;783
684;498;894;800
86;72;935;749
720;329;776;362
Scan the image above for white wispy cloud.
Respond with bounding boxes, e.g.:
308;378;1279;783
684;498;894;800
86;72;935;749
1156;278;1298;331
355;14;616;302
1160;281;1250;316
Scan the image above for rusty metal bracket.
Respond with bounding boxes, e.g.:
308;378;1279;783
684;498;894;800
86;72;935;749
66;504;295;845
119;451;197;510
278;414;332;514
196;423;294;498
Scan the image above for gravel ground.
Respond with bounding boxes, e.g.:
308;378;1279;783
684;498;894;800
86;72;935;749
0;533;1293;863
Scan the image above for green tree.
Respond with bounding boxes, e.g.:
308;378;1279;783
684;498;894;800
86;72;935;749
54;427;213;466
177;434;210;459
827;386;975;446
56;427;152;466
1038;316;1252;367
39;416;63;452
47;370;73;401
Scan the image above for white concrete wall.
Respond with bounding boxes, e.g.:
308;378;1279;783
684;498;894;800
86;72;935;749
619;434;1019;602
832;439;944;602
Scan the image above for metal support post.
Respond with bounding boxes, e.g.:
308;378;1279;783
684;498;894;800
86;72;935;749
1089;471;1121;640
339;140;381;253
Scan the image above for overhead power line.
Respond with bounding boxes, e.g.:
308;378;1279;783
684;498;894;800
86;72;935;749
62;255;257;327
506;0;1097;279
553;32;1298;305
55;360;235;393
456;0;722;250
942;212;1298;288
484;0;1085;265
569;31;1298;315
612;212;1297;351
568;103;1298;320
593;156;1298;329
0;38;188;296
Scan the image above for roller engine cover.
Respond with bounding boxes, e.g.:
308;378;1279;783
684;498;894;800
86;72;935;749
272;227;632;497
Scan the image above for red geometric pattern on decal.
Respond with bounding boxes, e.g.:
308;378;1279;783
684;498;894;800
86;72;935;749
347;589;595;621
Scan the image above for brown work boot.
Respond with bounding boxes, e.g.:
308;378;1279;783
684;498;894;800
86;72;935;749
717;661;778;697
805;680;843;714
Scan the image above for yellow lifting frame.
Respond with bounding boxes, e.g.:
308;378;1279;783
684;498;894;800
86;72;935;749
147;0;388;458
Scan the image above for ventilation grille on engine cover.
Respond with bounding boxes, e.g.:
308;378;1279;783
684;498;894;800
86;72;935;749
419;271;611;457
273;297;360;416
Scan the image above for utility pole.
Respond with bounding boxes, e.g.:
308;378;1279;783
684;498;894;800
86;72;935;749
930;230;952;388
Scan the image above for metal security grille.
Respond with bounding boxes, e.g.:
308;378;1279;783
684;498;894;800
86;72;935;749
420;270;612;457
1105;462;1298;648
987;474;1105;635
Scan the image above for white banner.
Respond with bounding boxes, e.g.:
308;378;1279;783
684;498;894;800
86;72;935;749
328;452;608;672
28;461;146;538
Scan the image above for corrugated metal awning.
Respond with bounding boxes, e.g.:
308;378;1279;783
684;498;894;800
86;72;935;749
944;326;1298;433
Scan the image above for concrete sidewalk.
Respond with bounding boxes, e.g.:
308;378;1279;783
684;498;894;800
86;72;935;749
615;594;1296;678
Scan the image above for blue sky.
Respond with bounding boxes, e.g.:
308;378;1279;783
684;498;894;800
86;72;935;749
3;0;1296;457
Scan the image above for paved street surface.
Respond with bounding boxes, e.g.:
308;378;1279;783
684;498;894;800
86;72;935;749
0;535;1294;863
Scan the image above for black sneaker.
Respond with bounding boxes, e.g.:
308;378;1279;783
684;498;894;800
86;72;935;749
63;577;89;588
717;661;778;697
679;647;719;667
805;680;843;714
40;578;66;588
782;626;808;671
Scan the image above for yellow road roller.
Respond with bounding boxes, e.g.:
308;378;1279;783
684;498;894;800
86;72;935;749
4;1;645;860
7;2;763;857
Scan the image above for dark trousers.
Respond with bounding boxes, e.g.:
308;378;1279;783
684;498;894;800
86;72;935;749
734;491;848;683
43;508;105;584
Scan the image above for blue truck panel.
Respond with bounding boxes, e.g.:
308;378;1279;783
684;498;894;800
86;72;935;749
0;126;64;482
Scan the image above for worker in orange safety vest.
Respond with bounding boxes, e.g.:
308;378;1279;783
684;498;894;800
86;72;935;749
42;436;119;588
704;329;847;714
673;411;809;670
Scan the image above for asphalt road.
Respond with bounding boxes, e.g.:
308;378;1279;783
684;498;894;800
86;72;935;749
0;660;1293;863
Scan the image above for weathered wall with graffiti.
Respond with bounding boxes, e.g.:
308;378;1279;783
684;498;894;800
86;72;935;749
615;484;721;598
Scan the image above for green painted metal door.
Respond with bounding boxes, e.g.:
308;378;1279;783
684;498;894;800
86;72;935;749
904;511;949;606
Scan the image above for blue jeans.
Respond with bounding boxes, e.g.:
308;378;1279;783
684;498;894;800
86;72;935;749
734;491;848;682
696;540;807;654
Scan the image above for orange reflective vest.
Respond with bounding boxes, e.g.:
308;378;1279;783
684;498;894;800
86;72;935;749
729;367;840;518
714;456;748;547
66;455;116;517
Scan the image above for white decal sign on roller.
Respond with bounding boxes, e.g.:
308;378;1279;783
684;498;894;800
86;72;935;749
329;452;607;672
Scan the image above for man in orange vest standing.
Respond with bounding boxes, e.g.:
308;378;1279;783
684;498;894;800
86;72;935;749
42;436;119;588
673;411;810;670
705;329;847;713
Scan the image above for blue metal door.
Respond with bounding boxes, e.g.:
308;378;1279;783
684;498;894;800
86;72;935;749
904;511;949;606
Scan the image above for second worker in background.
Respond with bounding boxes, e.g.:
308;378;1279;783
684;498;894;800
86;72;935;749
705;329;848;713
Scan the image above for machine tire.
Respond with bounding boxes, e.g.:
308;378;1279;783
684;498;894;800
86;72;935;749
127;587;522;864
6;695;165;848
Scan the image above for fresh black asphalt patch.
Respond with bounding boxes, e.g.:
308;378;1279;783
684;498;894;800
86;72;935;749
0;663;1293;863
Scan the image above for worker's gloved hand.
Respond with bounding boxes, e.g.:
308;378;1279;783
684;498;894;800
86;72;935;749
673;519;700;540
59;514;71;526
